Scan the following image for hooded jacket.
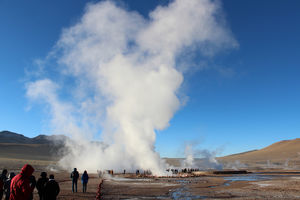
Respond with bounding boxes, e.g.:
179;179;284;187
10;164;35;200
81;172;89;184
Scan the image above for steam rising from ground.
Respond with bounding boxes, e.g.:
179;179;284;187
182;142;223;170
26;0;237;175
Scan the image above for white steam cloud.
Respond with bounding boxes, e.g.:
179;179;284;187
182;142;223;170
26;0;237;175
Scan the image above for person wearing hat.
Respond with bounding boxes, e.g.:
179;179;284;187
44;174;60;200
36;172;49;200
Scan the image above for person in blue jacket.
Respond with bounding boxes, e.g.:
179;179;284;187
81;170;89;193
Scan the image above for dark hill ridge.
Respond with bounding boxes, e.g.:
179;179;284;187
0;130;66;161
0;130;66;144
0;130;32;143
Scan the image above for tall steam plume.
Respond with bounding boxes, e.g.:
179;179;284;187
26;0;237;175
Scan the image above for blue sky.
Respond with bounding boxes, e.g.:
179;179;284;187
1;0;300;157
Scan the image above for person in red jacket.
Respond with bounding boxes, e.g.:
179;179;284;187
10;164;35;200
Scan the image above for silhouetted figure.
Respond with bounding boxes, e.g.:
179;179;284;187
81;170;89;193
136;170;139;175
1;169;8;182
29;175;36;200
70;168;79;193
44;174;60;200
36;172;49;200
0;169;8;199
123;169;126;174
10;164;35;200
4;172;15;200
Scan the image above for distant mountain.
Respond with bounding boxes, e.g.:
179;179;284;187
0;130;32;144
0;130;67;162
0;130;66;144
220;138;300;168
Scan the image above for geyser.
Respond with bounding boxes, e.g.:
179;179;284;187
26;0;237;175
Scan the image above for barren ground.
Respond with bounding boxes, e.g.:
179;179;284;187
2;157;300;200
100;171;300;199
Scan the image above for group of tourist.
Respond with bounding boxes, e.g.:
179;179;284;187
70;168;89;193
0;165;89;199
0;164;59;200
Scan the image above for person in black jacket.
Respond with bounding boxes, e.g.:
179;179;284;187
36;172;49;200
44;174;60;200
0;169;8;200
70;168;79;193
29;175;37;200
4;172;15;200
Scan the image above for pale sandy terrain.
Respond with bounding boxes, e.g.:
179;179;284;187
219;138;300;169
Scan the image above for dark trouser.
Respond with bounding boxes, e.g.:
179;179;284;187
82;182;87;193
72;180;78;192
44;195;57;200
38;192;44;200
5;192;10;200
0;191;3;200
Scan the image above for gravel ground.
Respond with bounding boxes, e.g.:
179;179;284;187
2;160;300;200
